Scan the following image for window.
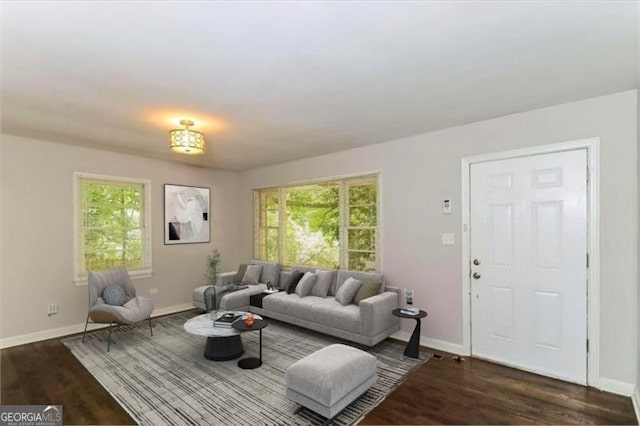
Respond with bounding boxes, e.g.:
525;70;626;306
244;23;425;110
255;175;378;272
74;173;151;283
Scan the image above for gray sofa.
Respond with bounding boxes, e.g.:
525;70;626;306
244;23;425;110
194;260;400;347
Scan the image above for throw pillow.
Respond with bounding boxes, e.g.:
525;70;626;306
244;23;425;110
334;277;362;306
295;272;317;298
234;263;248;283
353;280;382;305
242;264;263;285
286;270;305;294
102;283;127;306
310;270;333;297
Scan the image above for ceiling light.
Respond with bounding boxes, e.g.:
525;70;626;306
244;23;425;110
169;119;205;155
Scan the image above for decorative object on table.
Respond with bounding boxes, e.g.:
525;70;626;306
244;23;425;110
392;308;428;359
245;313;254;327
266;281;274;291
65;311;429;425
213;312;241;328
402;288;419;315
164;184;210;244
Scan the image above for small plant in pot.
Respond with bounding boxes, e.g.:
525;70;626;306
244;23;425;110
204;248;221;287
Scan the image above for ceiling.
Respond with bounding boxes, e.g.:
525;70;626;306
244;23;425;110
2;1;638;171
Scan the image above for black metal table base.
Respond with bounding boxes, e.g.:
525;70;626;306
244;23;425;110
237;327;264;369
238;357;262;369
405;318;421;359
204;335;244;361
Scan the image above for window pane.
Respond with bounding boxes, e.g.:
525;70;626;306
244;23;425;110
265;228;279;262
349;206;376;227
266;209;278;227
348;228;376;251
284;184;339;268
349;183;376;206
348;251;376;272
265;191;278;209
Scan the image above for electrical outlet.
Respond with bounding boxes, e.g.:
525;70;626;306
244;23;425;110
47;303;58;316
149;288;159;294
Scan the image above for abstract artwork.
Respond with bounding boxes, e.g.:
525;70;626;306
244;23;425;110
164;184;210;244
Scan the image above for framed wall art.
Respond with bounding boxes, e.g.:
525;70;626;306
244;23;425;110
164;184;210;244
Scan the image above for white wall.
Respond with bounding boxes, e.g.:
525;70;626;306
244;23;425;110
0;135;240;341
238;90;638;387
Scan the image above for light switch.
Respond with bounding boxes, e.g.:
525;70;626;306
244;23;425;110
442;233;455;246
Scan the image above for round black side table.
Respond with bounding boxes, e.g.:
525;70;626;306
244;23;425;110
392;308;428;359
232;318;268;369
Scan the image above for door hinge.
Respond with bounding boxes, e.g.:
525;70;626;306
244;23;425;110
586;339;589;353
586;253;589;268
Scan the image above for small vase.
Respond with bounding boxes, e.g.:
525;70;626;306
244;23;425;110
245;313;254;327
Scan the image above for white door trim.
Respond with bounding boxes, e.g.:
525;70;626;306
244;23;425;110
460;138;600;388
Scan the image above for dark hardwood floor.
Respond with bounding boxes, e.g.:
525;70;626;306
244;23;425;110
1;335;636;425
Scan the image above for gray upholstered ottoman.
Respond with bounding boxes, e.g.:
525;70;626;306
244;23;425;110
285;344;377;419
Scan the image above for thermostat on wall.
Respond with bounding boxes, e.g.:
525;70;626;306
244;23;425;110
443;199;452;215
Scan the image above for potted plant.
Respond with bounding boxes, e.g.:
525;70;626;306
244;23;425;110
204;248;221;287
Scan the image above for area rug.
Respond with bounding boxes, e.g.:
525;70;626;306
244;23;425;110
63;311;430;425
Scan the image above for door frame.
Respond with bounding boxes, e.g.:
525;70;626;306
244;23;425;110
460;138;600;387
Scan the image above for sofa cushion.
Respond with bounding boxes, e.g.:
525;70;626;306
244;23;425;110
335;277;362;306
295;272;317;298
335;270;384;295
310;270;334;297
263;292;322;315
251;259;280;286
242;264;263;285
310;298;360;333
218;284;267;311
234;263;248;283
285;271;305;294
353;281;382;305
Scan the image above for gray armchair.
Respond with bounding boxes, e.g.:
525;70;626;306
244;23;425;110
82;266;154;351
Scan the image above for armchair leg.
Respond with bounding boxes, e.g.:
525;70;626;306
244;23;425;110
82;314;90;343
148;317;153;336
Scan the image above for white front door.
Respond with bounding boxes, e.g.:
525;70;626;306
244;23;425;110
470;149;588;384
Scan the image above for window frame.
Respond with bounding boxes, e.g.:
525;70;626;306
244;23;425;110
254;173;380;272
72;172;152;285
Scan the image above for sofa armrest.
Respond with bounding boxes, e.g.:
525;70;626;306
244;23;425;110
218;271;237;286
359;291;399;337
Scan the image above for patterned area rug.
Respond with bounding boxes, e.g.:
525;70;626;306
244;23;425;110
63;311;430;425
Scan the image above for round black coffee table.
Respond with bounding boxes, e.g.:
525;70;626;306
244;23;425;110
392;308;428;359
232;318;268;369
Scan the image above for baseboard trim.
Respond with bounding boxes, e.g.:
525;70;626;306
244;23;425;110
0;303;194;349
597;377;635;397
390;331;464;355
632;386;640;423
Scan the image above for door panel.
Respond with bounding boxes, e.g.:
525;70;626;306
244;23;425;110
470;149;587;384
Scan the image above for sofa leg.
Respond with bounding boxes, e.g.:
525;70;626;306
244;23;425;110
81;315;89;343
148;317;153;336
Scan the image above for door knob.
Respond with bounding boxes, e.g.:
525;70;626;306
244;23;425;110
472;272;481;279
473;258;481;266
